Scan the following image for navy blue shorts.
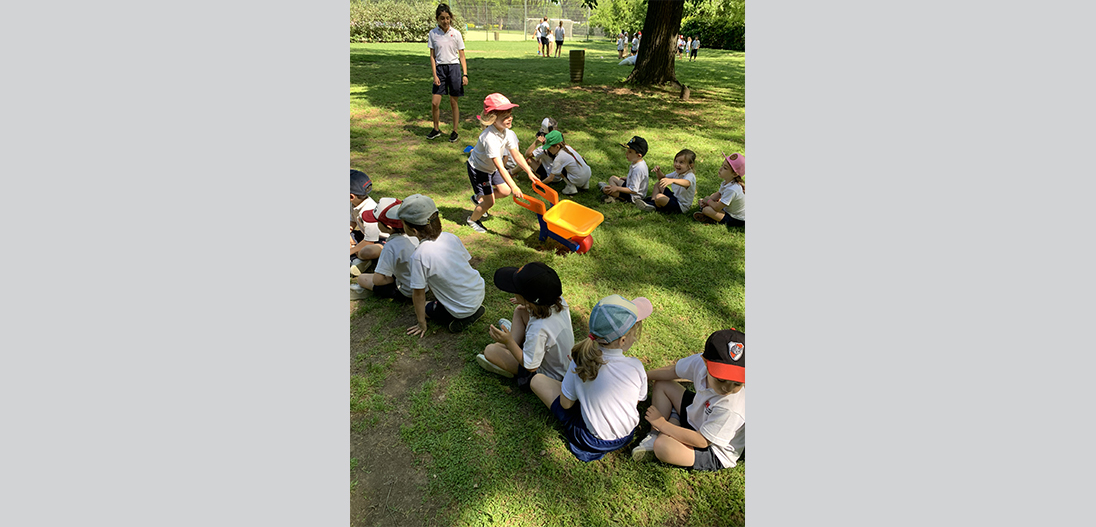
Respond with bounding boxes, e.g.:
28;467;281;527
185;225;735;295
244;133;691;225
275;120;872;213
550;397;634;462
467;161;506;199
373;281;411;301
718;214;745;228
678;390;725;472
647;187;685;214
432;63;464;97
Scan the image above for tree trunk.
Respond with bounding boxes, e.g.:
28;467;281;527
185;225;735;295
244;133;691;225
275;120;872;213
625;0;685;86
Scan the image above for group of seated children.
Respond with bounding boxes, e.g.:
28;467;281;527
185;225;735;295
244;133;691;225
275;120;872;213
597;136;746;228
474;260;745;471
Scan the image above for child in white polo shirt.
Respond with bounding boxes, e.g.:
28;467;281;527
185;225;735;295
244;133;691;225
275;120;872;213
426;3;468;142
635;148;697;214
476;262;574;389
529;295;653;462
695;152;745;228
398;194;486;335
466;93;537;234
598;136;649;204
351;198;422;302
632;329;746;471
540;131;592;195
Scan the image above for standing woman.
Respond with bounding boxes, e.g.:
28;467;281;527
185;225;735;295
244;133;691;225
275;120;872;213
427;3;467;143
554;21;566;57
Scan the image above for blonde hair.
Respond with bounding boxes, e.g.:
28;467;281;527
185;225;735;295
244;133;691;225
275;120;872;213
571;321;642;382
477;109;512;128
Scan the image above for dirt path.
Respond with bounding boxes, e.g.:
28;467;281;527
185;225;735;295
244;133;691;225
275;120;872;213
350;301;464;526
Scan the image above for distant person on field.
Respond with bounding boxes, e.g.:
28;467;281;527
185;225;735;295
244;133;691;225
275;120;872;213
597;136;649;204
554;21;566;57
616;33;626;59
631;329;746;472
635;148;697;214
529;295;654;462
631;32;640;55
695;153;745;228
537;17;552;57
677;34;685;57
690;36;700;61
351;198;422;302
476;262;574;394
399;194;486;336
427;3;468;143
539;131;591;196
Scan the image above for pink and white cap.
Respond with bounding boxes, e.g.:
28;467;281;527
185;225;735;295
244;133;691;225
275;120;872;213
483;93;519;114
724;152;745;177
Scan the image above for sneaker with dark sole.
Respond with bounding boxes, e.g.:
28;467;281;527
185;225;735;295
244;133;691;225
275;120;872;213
426;129;442;140
476;353;514;378
449;131;459;142
466;216;487;233
635;199;656;212
449;305;486;332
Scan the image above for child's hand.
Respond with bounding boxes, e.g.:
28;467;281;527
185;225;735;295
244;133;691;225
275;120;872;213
645;406;667;428
407;321;428;338
654;166;664;178
602;185;613;195
433;76;441;86
658;178;672;191
535;135;546;145
488;324;512;344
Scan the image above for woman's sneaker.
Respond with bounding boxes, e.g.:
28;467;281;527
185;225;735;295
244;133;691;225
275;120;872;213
476;353;514;378
426;129;442;140
631;431;660;461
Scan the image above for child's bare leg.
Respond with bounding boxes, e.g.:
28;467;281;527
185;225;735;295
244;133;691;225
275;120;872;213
471;192;496;221
431;94;443;131
449;96;460;133
653;193;671;208
357;272;393;290
484;343;521;374
356;244;382;260
653;434;696;467
702;205;726;222
651;380;686;421
530;373;562;408
493;182;512;200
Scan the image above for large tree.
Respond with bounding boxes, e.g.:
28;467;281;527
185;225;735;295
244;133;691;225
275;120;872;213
585;0;687;87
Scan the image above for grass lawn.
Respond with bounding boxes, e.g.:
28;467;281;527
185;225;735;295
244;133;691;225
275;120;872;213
351;36;745;527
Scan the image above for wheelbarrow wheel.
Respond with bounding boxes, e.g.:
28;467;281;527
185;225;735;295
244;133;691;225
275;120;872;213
571;235;593;254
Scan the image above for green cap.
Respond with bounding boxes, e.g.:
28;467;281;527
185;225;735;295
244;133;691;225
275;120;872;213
544;130;564;148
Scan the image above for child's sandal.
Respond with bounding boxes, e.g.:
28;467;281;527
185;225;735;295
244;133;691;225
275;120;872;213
693;211;716;224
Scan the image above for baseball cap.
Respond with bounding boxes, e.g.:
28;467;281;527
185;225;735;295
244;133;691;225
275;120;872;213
621;136;648;156
351;169;372;196
493;262;562;306
362;197;403;230
588;294;653;343
724;153;745;177
702;329;745;382
392;194;437;226
539;117;557;134
543;130;564;148
483;93;519;114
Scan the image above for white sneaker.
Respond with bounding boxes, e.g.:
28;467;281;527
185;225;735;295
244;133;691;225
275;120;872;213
466;216;487;233
579;180;590;190
562;182;578;195
635;199;656;212
351;258;364;277
498;319;512;332
597;181;608;191
476;353;514;378
632;431;659;461
350;283;371;300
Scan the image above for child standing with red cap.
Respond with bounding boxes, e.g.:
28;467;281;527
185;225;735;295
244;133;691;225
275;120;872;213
529;294;653;462
632;329;746;471
465;92;537;234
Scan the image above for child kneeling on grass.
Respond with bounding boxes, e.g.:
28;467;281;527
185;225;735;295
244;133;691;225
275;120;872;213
635;148;698;214
529;295;652;462
476;262;574;389
632;329;746;471
399;194;486;336
695;153;745;227
351;198;422;302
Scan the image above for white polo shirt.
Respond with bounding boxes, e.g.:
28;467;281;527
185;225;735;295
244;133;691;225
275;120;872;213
521;299;574;381
373;233;422;298
408;232;485;318
624;159;649;202
427;26;465;65
529;146;555;169
664;170;697;212
718;181;745;221
676;354;745;468
469;125;520;174
554;26;565;41
560;348;648;441
550;147;592;187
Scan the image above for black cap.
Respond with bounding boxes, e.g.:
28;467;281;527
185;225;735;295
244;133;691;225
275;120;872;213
351;169;372;196
702;329;745;382
623;136;648;156
493;262;562;306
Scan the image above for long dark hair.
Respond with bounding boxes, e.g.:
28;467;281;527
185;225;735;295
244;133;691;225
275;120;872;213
435;3;452;21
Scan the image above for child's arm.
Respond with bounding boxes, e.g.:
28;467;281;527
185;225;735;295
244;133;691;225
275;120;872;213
488;324;531;372
429;48;440;86
645;406;710;448
350;238;376;256
698;191;722;209
646;363;686;382
406;289;428;337
492;156;525;199
458;49;468;86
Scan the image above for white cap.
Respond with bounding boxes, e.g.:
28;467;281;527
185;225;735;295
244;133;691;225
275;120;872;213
539;117;557;134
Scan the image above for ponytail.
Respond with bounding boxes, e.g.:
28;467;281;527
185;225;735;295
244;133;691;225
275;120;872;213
571;337;606;382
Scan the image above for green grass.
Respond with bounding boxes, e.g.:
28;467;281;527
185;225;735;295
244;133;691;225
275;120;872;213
352;37;745;526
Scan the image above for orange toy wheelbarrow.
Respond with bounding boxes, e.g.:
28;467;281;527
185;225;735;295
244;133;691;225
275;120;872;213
513;179;604;254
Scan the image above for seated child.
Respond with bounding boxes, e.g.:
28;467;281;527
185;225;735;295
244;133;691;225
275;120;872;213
597;136;649;204
695;153;745;227
636;148;697;214
523;117;558;181
528;295;653;462
632;329;745;471
540;131;592;196
397;194;486;335
350;170;384;274
476;262;574;388
351;198;422;302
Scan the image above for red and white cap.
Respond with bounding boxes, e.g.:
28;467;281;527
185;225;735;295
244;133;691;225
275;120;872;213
483;93;519;114
362;197;403;230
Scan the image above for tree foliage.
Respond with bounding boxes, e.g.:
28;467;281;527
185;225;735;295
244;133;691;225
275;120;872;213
350;0;466;43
